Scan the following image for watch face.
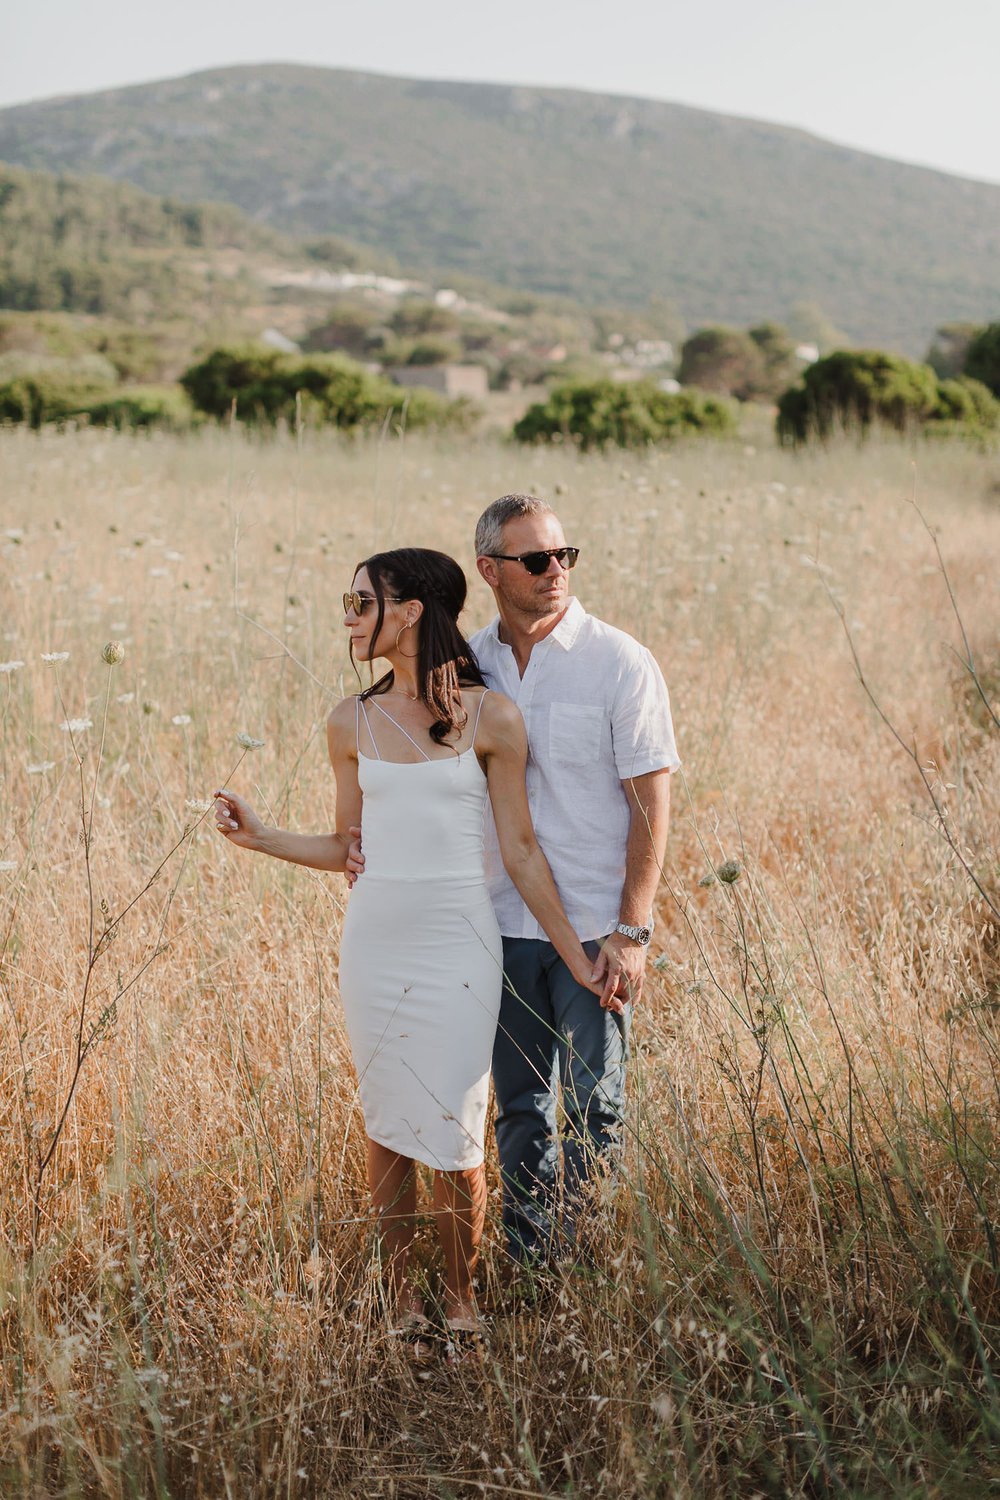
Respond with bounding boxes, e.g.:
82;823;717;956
636;926;651;944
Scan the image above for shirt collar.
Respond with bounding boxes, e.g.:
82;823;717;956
483;596;585;654
549;596;585;649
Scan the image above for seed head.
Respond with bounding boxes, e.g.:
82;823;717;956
102;641;125;666
716;859;742;885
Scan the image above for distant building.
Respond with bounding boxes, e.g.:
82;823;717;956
260;328;300;353
385;365;489;399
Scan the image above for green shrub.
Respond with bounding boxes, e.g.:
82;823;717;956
927;375;1000;437
678;326;766;401
512;378;734;450
0;372;108;429
0;371;196;431
81;386;196;432
963;323;1000;397
180;344;470;431
925;322;983;379
776;351;942;444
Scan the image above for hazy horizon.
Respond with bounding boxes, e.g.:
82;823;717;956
4;0;1000;187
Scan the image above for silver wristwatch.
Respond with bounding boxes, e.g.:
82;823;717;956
615;921;653;946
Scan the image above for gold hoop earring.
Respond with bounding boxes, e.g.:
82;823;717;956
395;622;419;657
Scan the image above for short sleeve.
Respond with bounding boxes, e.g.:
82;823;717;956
610;646;681;780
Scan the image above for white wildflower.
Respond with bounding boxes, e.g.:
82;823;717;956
61;718;93;733
41;651;70;663
236;732;265;750
0;861;18;872
0;661;25;674
116;692;135;704
171;714;192;726
185;798;212;813
27;761;57;775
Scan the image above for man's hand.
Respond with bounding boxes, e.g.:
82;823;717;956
592;930;648;1008
345;825;364;887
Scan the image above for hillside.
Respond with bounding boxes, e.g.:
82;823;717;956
1;65;999;352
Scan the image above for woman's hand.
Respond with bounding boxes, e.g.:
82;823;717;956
214;788;269;851
345;825;364;887
568;949;624;1014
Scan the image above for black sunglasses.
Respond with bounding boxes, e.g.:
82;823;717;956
488;546;580;576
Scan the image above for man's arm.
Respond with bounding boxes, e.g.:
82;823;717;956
593;768;672;1005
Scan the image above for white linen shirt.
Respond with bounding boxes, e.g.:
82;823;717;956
469;596;681;942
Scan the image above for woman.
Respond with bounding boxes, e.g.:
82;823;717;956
214;548;615;1359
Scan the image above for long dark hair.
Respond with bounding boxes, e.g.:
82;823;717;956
352;547;485;746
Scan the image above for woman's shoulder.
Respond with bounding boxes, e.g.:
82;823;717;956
326;694;362;748
474;686;524;744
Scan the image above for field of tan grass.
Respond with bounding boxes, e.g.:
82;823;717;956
1;423;998;1498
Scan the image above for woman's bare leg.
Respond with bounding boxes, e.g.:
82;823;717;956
366;1139;420;1316
433;1165;487;1324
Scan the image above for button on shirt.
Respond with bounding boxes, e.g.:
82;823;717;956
469;597;681;943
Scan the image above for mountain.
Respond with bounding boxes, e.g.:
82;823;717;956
1;65;998;352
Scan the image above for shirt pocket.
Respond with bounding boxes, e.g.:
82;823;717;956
548;702;605;766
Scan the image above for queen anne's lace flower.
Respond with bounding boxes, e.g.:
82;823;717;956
41;652;70;663
236;732;265;750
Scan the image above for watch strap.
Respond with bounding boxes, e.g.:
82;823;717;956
615;921;652;946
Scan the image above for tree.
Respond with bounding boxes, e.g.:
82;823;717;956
925;322;983;379
964;323;1000;397
748;323;801;400
678;326;765;400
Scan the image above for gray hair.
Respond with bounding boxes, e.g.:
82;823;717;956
474;493;553;559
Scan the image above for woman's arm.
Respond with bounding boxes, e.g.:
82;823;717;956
479;695;617;1011
214;700;363;874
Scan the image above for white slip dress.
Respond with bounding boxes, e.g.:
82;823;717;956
337;691;503;1171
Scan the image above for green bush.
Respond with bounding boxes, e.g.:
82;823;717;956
963;323;1000;397
512;378;734;450
776;351;942;443
925;322;983;379
0;374;194;431
180;344;471;431
678;326;766;401
928;375;1000;437
81;386;196;432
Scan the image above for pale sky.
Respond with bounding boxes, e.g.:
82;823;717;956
4;0;1000;185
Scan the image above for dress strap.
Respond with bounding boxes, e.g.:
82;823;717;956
470;688;489;749
369;698;431;761
357;697;382;760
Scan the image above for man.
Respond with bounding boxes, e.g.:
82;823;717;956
469;493;680;1265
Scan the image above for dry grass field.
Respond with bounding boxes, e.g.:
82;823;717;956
0;422;998;1498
